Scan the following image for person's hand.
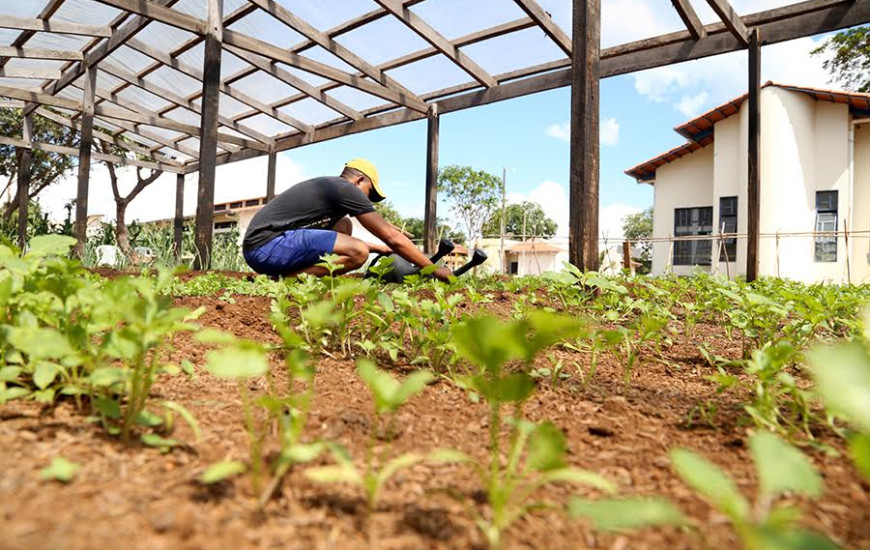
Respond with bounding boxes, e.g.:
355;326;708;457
432;266;453;282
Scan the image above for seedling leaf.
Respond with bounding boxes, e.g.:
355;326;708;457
750;431;822;499
40;457;80;483
205;346;268;379
199;460;246;484
569;497;686;531
670;448;749;520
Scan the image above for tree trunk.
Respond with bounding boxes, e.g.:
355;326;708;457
115;199;132;261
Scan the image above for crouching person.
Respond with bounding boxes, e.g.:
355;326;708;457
242;158;452;281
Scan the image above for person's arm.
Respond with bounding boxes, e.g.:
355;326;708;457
356;211;453;281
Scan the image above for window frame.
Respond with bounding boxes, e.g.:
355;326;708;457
673;206;713;266
718;196;738;262
814;190;838;263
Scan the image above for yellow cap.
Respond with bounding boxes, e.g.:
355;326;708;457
345;158;385;202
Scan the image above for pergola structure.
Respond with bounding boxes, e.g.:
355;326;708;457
1;0;869;278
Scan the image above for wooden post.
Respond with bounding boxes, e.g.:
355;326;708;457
667;234;674;275
424;103;439;254
569;0;601;271
16;107;33;251
844;218;851;285
266;149;276;203
775;229;781;278
174;172;184;262
194;0;224;270
73;65;97;260
622;241;631;272
746;29;761;282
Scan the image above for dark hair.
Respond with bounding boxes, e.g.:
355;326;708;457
340;167;366;180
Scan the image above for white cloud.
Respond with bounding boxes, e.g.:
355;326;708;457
631;35;832;118
546;123;570;142
38;154;306;223
675;91;710;118
506;180;641;241
601;118;620;146
545;118;619;146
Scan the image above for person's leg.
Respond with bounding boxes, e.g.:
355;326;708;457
288;233;370;277
333;216;352;235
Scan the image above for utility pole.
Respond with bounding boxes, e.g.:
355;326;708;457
500;167;506;274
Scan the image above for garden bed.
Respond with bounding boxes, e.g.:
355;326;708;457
1;286;868;550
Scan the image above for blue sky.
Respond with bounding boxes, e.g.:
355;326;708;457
23;0;840;240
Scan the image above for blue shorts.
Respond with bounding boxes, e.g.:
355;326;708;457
243;229;338;276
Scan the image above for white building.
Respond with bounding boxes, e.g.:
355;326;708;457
626;83;870;284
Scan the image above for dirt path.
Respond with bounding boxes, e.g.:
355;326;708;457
0;294;867;550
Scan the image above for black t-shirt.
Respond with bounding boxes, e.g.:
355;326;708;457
243;176;375;251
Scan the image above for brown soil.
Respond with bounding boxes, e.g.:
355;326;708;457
1;293;868;550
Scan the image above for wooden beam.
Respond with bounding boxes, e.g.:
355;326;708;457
249;0;425;106
229;17;537;125
0;67;61;79
89;0;205;34
746;29;761;281
0;135;183;173
671;0;706;39
174;173;184;261
0;46;82;61
17;109;34;250
223;30;430;113
705;0;749;45
0;0;66;70
223;45;363;121
194;0;223;271
74;66;96;260
372;0;498;87
34;107;185;168
569;0;600;271
0;16;112;38
39;0;181;108
99;62;275;146
91;0;427;112
125;38;314;133
0;84;263;151
424;105;439;255
512;0;572;56
266;150;277;203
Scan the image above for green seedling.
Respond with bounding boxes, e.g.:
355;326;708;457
668;431;835;550
808;336;870;481
446;312;610;549
39;457;81;483
305;359;433;518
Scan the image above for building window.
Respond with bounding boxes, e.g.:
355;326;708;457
815;190;838;262
673;206;713;266
719;196;737;262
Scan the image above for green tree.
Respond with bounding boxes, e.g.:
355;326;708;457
438;165;501;245
374;200;404;227
96;138;163;260
482;201;557;240
0;108;76;221
811;27;870;92
622;207;653;274
402;216;466;244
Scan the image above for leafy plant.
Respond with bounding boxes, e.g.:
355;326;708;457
670;431;835;549
305;360;433;518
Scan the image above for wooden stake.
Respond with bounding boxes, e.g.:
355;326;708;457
266;149;276;203
194;0;223;270
746;28;761;282
16;107;33;251
73;66;96;260
622;240;631;272
174;173;184;262
569;0;601;271
424;103;439;254
844;218;851;285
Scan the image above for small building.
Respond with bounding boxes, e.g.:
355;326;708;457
505;239;567;276
625;83;870;284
